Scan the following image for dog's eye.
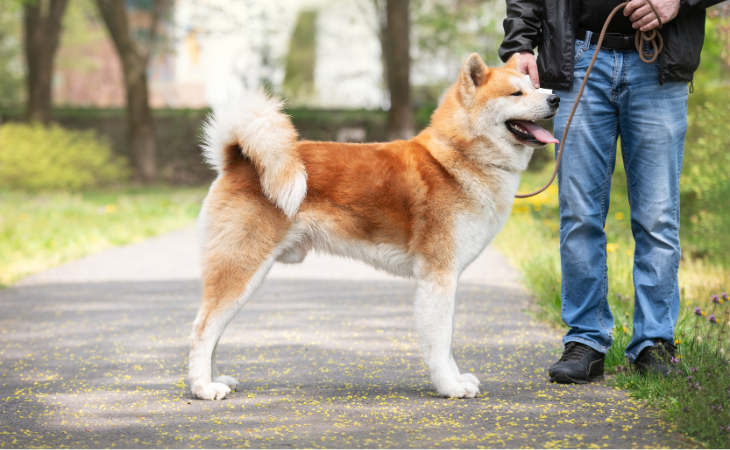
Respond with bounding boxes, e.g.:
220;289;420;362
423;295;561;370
511;91;523;97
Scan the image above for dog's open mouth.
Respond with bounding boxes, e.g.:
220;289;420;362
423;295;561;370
506;120;559;145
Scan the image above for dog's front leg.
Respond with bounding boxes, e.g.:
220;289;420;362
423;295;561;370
414;275;480;398
449;350;481;387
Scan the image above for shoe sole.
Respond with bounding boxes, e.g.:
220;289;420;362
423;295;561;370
549;372;605;384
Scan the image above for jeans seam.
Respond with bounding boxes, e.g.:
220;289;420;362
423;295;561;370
664;127;684;339
597;119;619;346
611;52;619;96
622;51;630;93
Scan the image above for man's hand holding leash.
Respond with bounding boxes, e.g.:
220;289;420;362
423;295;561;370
624;0;680;31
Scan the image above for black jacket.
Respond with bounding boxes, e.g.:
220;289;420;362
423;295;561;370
498;0;724;90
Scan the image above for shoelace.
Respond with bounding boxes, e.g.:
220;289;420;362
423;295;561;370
559;342;593;362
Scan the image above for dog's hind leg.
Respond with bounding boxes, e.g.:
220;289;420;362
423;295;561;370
189;196;287;400
414;271;480;398
189;249;277;400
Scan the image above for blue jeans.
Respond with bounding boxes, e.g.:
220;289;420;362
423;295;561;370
553;32;688;362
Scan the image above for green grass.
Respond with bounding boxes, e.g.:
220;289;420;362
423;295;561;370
0;186;207;287
613;327;730;448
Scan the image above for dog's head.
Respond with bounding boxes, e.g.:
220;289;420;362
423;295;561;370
434;53;560;152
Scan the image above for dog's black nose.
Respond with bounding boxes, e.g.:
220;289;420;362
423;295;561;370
547;95;560;107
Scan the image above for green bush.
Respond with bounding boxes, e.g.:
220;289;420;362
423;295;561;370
0;122;129;190
680;87;730;266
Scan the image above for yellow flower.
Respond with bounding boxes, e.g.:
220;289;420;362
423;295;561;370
606;243;619;252
105;204;117;213
622;326;629;333
614;212;625;220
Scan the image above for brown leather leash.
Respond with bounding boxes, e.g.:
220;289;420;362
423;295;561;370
516;0;664;198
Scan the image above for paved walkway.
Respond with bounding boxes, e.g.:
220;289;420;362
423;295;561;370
1;228;680;448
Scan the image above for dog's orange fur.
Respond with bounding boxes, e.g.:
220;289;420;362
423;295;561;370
190;53;557;400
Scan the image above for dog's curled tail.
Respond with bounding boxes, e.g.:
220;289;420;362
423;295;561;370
201;89;306;218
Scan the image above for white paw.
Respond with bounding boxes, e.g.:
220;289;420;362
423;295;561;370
457;372;480;386
460;381;480;398
437;381;480;398
213;375;239;391
192;382;231;400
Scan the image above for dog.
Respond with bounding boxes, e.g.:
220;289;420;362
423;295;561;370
188;53;560;400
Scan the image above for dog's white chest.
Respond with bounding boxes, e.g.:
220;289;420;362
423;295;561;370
453;174;519;273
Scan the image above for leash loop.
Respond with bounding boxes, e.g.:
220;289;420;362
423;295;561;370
516;0;663;198
636;0;664;65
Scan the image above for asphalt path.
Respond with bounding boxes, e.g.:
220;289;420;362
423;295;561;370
0;228;683;448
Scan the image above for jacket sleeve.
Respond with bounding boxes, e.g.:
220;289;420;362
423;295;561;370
498;0;545;62
676;0;725;18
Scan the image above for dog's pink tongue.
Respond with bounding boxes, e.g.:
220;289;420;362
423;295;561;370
515;120;559;144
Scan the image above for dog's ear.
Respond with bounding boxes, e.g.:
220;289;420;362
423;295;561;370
459;53;489;98
505;52;521;70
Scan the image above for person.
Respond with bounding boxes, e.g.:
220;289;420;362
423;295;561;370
498;0;723;383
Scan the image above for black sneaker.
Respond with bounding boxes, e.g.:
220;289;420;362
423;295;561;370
634;341;676;376
548;341;606;384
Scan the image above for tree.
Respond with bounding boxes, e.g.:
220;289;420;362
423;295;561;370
374;0;414;140
0;0;25;108
411;0;505;90
23;0;69;124
95;0;164;182
283;10;318;104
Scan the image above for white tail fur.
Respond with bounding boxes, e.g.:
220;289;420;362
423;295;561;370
201;89;307;218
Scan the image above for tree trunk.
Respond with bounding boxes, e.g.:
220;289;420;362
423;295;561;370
95;0;157;182
126;64;157;182
384;0;414;141
24;0;69;125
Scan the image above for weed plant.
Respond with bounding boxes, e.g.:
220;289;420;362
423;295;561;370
613;296;730;448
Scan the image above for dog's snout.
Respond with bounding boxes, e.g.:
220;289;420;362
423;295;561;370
547;95;560;107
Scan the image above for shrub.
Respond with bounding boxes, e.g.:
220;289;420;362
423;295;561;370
0;122;128;190
680;87;730;266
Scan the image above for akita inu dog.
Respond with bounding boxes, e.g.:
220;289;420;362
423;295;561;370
189;53;560;400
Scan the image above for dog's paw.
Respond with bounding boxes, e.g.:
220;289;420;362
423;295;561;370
213;376;239;391
460;381;480;398
437;381;480;399
457;372;480;386
192;382;231;400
